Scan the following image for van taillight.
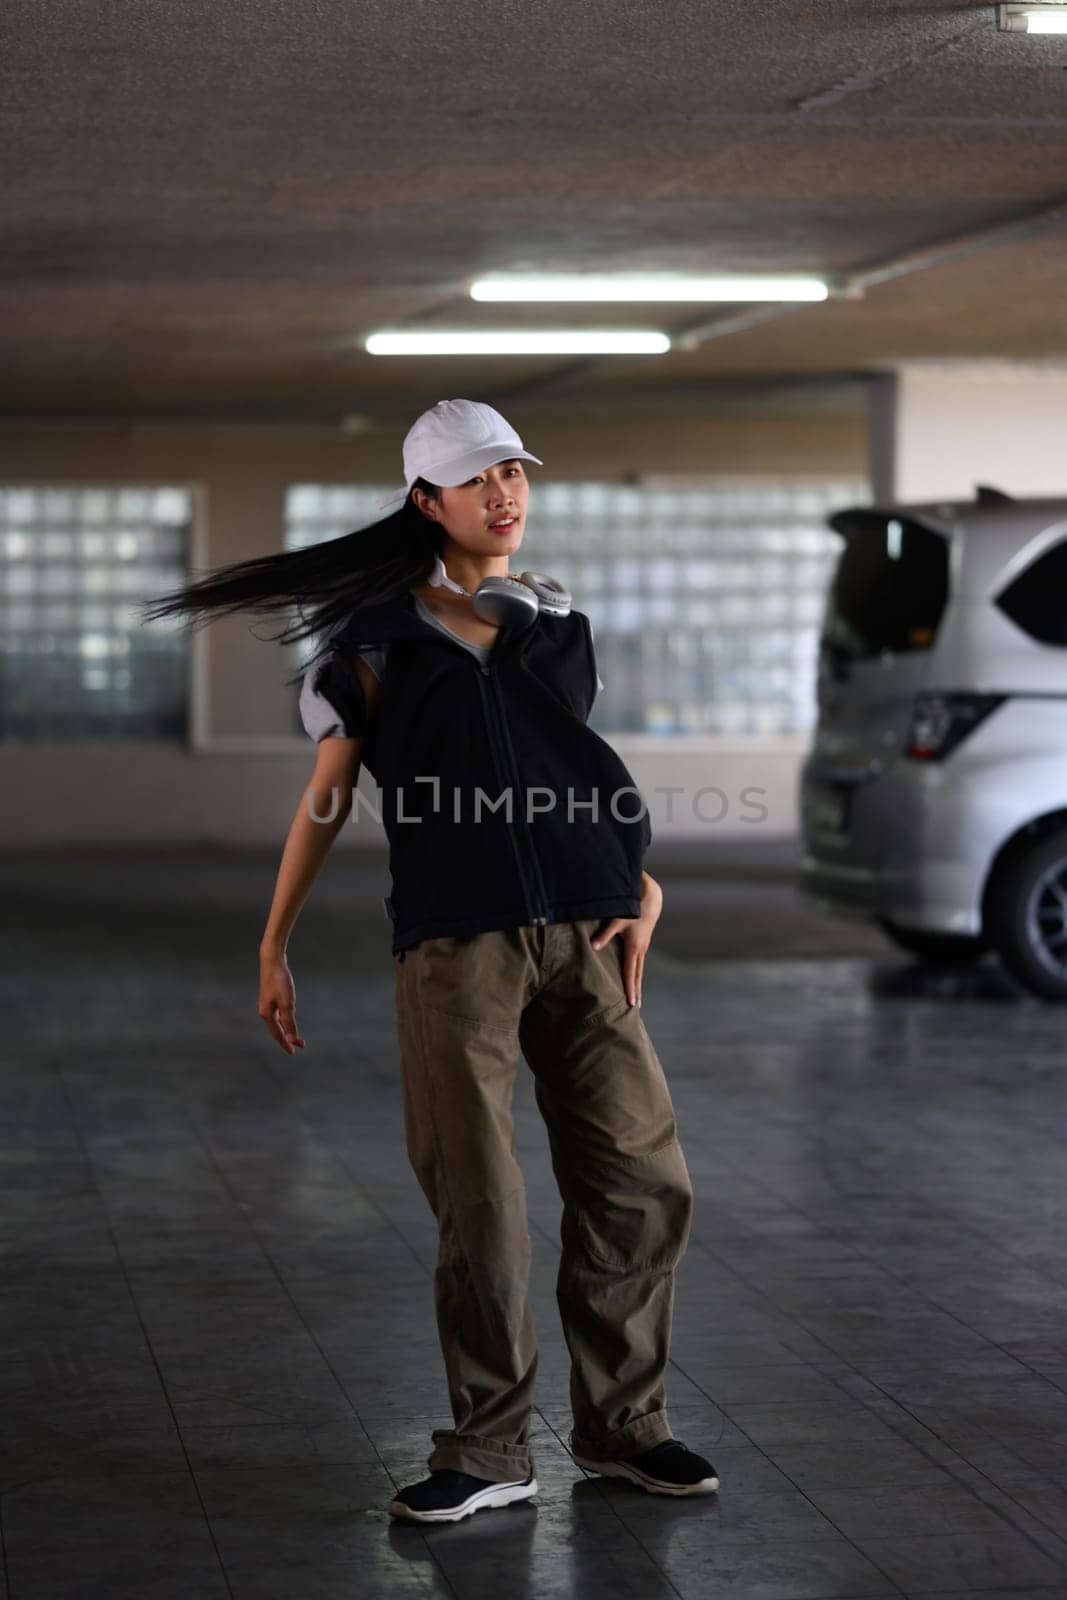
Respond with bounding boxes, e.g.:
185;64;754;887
905;693;1005;761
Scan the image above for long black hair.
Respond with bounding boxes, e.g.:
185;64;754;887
138;477;443;686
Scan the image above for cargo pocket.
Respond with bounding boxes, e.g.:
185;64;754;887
413;930;524;1033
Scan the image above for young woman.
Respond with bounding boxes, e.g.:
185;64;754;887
143;398;718;1524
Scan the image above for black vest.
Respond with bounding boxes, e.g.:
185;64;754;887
333;593;652;953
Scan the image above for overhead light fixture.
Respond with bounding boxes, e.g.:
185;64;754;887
470;274;829;302
364;330;670;355
998;3;1067;30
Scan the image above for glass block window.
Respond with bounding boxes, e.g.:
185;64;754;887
0;486;192;741
284;478;870;736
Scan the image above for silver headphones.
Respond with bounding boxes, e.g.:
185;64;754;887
470;571;571;629
430;553;572;629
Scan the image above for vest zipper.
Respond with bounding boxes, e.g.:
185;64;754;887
476;661;550;925
408;605;551;927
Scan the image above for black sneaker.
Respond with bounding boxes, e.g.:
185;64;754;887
388;1467;539;1523
573;1438;720;1496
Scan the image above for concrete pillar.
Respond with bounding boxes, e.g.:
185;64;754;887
868;360;1067;504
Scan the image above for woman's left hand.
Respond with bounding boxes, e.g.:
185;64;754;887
590;871;663;1008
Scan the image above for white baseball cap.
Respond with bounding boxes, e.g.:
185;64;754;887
377;398;543;510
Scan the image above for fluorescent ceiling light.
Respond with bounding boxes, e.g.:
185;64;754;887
364;330;670;355
998;3;1067;29
470;274;829;303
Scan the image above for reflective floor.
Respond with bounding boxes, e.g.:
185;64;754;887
3;843;1067;1599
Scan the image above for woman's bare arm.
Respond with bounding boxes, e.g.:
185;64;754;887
258;654;382;1054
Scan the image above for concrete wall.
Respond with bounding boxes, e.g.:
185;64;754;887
872;360;1067;503
0;412;866;846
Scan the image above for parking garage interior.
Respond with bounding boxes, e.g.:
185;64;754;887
4;3;1067;1597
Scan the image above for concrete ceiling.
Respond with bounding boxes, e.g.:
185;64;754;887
3;0;1067;422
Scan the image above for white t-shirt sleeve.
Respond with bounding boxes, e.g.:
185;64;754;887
298;643;386;741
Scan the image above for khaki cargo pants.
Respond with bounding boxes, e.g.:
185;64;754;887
393;917;694;1484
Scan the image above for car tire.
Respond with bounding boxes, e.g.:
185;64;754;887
878;919;987;966
987;829;1067;1001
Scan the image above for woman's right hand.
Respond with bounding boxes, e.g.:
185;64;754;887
258;952;307;1055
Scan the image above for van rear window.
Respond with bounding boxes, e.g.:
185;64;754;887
995;536;1067;645
822;512;950;659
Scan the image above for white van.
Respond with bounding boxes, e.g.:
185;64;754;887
799;487;1067;1000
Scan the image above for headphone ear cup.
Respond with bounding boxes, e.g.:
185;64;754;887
470;576;540;629
516;571;572;617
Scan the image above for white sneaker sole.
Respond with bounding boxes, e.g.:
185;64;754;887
388;1474;538;1523
572;1451;719;1496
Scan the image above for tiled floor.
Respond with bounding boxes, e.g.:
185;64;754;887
3;843;1067;1599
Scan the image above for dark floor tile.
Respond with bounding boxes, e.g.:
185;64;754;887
855;1531;1067;1593
989;1471;1067;1532
637;1523;895;1599
429;1527;680;1600
665;1332;828;1368
617;1481;839;1544
905;1590;1067;1599
5;1558;229;1600
807;1478;1030;1540
673;1362;854;1406
180;1418;382;1469
170;1389;358;1428
345;1381;466;1419
980;1431;1067;1475
226;1561;453;1600
764;1438;957;1491
859;1354;1039;1389
10;846;1067;1598
194;1462;394;1517
208;1507;453;1571
3;1470;214;1562
724;1399;912;1449
3;1402;186;1488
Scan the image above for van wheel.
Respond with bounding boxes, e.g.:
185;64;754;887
878;920;986;965
987;829;1067;1001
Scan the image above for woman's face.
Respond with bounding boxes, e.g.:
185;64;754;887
415;459;529;560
